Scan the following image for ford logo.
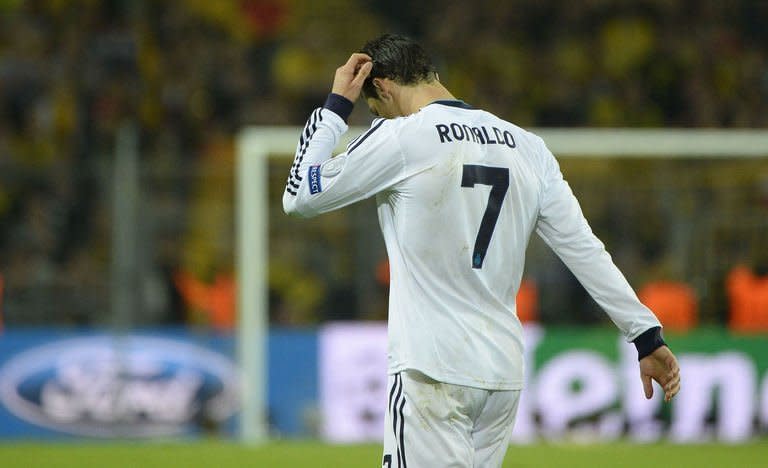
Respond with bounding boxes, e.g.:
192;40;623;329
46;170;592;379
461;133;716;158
0;335;240;437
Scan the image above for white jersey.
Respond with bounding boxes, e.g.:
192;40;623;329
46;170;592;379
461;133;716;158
283;99;661;390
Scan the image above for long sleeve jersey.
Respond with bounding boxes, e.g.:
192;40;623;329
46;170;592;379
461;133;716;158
283;96;661;390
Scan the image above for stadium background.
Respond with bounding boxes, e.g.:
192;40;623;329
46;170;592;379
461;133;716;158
0;0;767;466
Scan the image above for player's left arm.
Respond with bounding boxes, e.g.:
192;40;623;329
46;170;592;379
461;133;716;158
282;54;406;217
282;112;406;217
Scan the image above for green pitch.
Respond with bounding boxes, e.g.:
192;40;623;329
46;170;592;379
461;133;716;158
1;440;766;467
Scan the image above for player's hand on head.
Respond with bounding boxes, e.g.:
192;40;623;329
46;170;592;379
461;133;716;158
331;53;373;103
639;345;680;402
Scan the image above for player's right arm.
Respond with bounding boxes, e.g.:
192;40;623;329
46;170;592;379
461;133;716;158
532;137;679;401
533;138;661;341
533;140;660;341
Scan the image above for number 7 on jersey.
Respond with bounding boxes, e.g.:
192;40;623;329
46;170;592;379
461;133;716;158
461;165;509;269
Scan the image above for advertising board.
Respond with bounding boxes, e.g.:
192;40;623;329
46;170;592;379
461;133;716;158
1;325;764;442
0;328;318;439
0;330;239;438
319;323;768;443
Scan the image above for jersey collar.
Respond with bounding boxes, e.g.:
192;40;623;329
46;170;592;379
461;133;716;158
429;99;474;110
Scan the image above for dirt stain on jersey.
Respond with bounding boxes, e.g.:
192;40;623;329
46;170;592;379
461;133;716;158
432;150;462;208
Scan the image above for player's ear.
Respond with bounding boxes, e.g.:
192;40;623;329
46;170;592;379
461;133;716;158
373;78;390;100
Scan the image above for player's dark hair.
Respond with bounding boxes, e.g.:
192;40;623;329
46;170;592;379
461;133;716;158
360;34;437;99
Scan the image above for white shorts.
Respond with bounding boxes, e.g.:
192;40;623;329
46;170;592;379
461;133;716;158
382;370;521;468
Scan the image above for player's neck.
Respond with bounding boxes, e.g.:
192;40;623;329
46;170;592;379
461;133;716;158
398;81;456;116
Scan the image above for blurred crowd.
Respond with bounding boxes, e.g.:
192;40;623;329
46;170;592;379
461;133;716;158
0;0;766;329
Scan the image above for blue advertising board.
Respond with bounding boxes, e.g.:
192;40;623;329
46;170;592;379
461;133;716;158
0;328;317;439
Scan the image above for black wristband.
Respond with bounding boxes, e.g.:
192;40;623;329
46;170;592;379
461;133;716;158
323;93;354;123
633;326;667;361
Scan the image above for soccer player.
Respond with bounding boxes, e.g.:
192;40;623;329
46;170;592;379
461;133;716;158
283;34;680;468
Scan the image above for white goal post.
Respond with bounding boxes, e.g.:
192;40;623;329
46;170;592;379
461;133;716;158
235;127;768;444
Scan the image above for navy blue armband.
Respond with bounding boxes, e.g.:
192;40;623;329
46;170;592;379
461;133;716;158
323;93;354;123
633;326;667;361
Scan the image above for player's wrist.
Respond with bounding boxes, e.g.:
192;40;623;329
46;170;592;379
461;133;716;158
633;326;667;361
324;93;354;123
